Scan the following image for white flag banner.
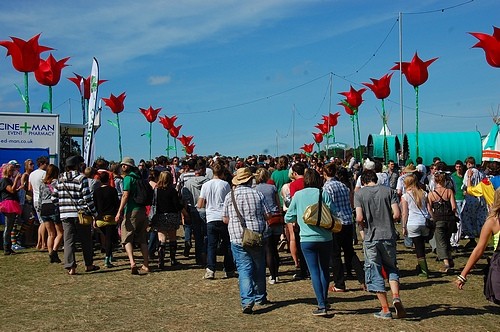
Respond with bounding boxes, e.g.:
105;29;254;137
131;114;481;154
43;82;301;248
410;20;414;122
83;57;99;167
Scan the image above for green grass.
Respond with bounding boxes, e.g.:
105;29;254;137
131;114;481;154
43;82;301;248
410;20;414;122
1;234;499;332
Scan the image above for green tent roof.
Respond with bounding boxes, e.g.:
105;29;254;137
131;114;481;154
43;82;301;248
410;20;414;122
367;131;482;165
403;131;482;165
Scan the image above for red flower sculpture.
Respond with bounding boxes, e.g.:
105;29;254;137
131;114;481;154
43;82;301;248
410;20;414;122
0;34;53;72
102;92;126;114
315;122;330;135
169;124;182;138
68;73;108;100
469;26;500;68
159;115;178;130
301;143;314;154
362;73;393;99
313;132;323;144
338;101;355;115
339;86;366;109
139;106;162;123
322;112;340;127
34;54;69;86
391;52;437;87
184;143;195;155
178;135;194;147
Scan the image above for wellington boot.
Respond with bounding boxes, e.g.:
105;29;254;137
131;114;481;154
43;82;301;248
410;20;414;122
169;241;178;266
158;243;166;269
104;256;114;268
417;258;429;278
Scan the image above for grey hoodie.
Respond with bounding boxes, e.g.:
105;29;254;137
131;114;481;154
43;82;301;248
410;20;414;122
181;175;209;212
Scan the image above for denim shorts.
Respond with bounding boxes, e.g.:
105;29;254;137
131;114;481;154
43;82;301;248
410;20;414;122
363;239;400;293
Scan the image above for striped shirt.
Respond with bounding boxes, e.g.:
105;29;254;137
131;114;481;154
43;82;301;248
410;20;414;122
52;171;97;220
323;178;353;225
223;185;270;245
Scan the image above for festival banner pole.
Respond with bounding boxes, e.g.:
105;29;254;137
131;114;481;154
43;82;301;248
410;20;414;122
84;58;99;167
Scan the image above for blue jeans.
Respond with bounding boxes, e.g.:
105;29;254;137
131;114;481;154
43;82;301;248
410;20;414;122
231;243;267;308
363;239;400;293
188;207;206;263
206;221;234;272
301;240;332;309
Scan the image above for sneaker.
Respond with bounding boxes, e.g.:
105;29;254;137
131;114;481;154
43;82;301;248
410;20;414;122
392;298;406;318
12;244;25;250
292;273;303;280
374;310;392;319
203;268;215;279
224;271;235;279
277;239;287;251
242;305;253;314
268;276;276;284
312;308;327;316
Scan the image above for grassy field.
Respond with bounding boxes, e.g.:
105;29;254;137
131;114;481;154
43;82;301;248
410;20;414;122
0;230;499;332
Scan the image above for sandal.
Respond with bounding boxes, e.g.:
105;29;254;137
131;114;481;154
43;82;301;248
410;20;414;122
67;268;77;275
328;286;346;292
140;266;150;274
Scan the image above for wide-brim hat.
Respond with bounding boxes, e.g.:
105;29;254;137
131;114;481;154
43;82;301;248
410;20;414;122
65;155;84;167
403;164;417;173
120;157;136;168
232;167;254;185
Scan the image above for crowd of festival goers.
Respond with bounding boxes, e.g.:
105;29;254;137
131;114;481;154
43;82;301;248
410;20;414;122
1;152;499;317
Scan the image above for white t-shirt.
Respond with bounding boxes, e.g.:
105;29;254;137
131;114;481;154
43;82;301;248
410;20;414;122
199;178;231;222
29;168;46;205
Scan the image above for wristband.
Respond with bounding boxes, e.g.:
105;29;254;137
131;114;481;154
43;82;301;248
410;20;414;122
457;275;467;283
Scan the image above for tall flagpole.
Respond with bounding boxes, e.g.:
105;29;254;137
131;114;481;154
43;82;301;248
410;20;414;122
292;105;295;154
399;12;404;164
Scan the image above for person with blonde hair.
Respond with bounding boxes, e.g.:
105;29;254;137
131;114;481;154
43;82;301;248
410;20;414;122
401;173;431;278
456;188;500;304
1;163;22;255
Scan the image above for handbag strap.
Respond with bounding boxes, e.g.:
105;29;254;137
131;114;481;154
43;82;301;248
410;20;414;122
407;192;428;219
316;189;323;226
61;178;90;214
231;189;247;229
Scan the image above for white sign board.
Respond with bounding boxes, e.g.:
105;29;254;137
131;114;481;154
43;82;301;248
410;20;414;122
0;112;59;154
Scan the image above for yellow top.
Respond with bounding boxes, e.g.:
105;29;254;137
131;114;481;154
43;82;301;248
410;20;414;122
467;181;495;205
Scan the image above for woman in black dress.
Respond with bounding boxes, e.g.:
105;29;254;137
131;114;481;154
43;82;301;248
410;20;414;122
151;171;186;269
